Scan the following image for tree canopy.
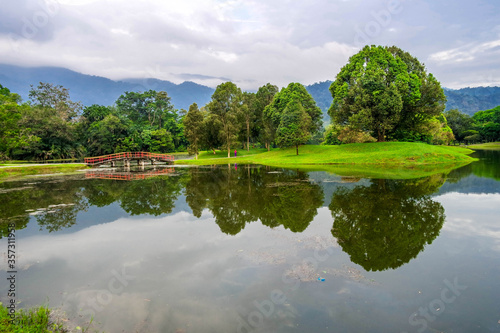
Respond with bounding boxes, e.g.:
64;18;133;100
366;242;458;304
207;82;243;158
264;82;322;152
328;45;447;142
183;103;204;159
275;98;312;155
444;106;500;143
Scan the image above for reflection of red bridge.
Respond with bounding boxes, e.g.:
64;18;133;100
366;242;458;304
85;167;176;180
84;152;174;166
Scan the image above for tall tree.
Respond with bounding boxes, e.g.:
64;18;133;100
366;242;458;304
207;82;242;158
17;83;82;159
29;82;82;121
264;82;322;148
0;84;38;159
85;114;129;156
255;83;279;150
275;98;312;155
202;111;223;154
183;103;204;159
116;90;175;129
329;45;446;142
241;92;256;151
444;109;473;142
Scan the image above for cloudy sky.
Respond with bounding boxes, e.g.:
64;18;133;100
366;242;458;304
1;0;499;90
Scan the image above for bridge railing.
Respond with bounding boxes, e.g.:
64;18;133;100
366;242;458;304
84;152;174;165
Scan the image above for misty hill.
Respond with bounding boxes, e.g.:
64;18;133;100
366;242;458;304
304;81;500;120
0;64;214;111
2;65;499;117
443;87;500;115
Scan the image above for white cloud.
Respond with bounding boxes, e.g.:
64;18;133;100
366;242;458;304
0;0;499;90
428;39;500;63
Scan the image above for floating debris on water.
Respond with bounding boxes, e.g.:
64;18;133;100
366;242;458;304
0;186;33;194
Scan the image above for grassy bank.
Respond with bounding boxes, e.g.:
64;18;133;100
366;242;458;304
0;303;66;332
176;142;476;167
468;142;500;150
0;164;88;180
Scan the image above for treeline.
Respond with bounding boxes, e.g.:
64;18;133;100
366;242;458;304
184;82;322;158
445;106;500;143
0;83;187;160
0;79;324;160
4;45;492;161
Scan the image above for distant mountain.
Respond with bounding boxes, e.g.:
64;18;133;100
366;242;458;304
0;64;214;111
443;87;500;115
2;64;499;117
304;81;500;120
305;81;333;123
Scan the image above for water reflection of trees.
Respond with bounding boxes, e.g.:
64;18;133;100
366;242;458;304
1;166;453;274
446;150;500;182
329;175;446;271
185;166;324;235
83;175;187;216
0;173;188;237
0;179;88;237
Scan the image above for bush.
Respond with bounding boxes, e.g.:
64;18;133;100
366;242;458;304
322;125;342;145
337;127;377;144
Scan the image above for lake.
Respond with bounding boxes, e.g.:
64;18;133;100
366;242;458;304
1;150;499;333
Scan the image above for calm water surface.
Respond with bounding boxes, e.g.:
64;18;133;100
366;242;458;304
1;150;499;333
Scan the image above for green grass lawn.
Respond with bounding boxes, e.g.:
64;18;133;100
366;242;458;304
197;147;269;159
177;142;476;167
468;142;500;150
0;164;88;180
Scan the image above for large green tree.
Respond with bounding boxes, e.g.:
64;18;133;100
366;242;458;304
264;82;322;148
85;114;129;155
207;82;242;158
29;82;82;121
15;83;83;159
472;106;500;142
240;92;256;151
116;90;174;129
329;45;446;142
444;109;474;142
275;98;312;155
0;84;38;159
183;103;204;159
255;83;279;150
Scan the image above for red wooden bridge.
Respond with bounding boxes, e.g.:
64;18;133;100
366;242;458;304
84;152;174;166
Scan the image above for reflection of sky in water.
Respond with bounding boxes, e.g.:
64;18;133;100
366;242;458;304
437;192;500;251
